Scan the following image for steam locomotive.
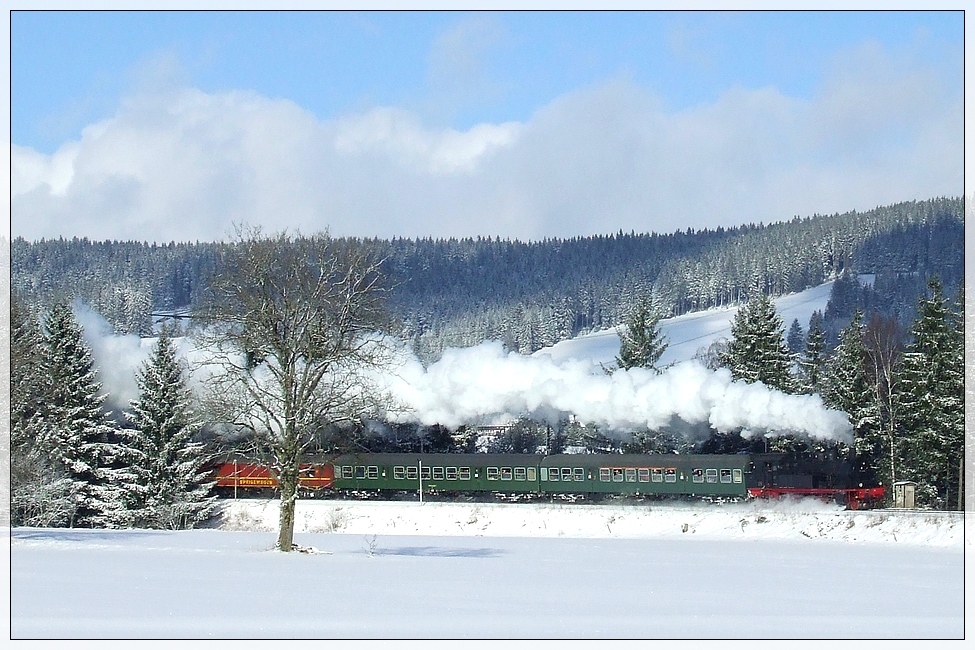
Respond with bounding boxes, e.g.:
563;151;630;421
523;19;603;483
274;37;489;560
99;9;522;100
211;451;885;509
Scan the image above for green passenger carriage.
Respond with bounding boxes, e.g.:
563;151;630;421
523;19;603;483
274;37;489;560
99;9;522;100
328;453;750;498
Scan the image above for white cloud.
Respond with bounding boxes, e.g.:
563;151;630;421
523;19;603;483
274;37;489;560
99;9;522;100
11;42;961;243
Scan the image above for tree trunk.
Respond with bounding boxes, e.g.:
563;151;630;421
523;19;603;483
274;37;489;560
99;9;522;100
277;467;298;551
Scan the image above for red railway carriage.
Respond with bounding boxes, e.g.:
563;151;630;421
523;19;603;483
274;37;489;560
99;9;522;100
212;460;334;491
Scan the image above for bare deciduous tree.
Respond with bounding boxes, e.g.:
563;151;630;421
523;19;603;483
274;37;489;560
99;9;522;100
196;228;392;551
863;313;903;490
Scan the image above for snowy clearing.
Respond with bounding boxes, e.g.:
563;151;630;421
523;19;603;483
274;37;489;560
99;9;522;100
10;498;965;639
537;280;835;367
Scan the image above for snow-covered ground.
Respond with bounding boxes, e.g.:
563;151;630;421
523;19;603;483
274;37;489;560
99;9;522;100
216;497;963;546
10;498;965;639
537;280;834;367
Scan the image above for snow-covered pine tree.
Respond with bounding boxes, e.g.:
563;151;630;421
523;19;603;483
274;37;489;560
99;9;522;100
10;295;76;526
719;291;796;393
124;331;216;529
41;302;128;527
615;301;668;372
822;310;882;487
786;318;804;356
797;310;827;394
894;277;964;509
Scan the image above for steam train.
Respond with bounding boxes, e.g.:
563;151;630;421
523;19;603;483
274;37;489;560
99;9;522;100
211;451;885;510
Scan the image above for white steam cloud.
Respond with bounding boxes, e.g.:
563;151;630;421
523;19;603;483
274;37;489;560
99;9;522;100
379;341;851;443
75;304;850;444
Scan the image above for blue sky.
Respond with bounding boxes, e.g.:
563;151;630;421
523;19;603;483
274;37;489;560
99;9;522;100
10;10;965;242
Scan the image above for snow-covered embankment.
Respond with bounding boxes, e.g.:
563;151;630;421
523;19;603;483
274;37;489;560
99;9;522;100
215;498;963;546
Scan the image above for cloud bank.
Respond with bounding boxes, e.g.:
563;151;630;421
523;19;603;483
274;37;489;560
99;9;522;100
12;42;961;243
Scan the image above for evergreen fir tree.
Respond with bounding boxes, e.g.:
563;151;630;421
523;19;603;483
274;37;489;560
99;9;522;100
798;310;827;394
41;302;127;527
616;301;668;372
822;310;882;486
895;277;964;509
10;295;76;526
124;331;216;529
786;318;804;356
719;292;796;392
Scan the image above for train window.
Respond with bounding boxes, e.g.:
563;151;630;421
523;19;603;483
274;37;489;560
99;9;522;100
692;468;704;484
446;467;458;480
514;467;526;481
355;466;366;480
705;468;718;483
342;466;353;479
638;468;650;482
573;468;584;482
367;466;379;480
560;468;572;481
487;467;499;480
652;468;663;483
733;469;743;483
665;468;677;483
459;467;471;481
540;468;548;481
527;467;537;481
420;467;431;480
598;468;610;482
720;469;732;484
393;466;405;480
612;468;624;482
432;467;445;480
549;469;559;482
501;467;513;481
406;466;418;480
625;468;637;482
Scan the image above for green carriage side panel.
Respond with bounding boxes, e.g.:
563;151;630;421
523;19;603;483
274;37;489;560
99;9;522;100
329;453;545;494
539;454;749;497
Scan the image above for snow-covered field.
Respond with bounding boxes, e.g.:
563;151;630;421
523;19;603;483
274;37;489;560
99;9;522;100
537;280;835;367
10;498;966;639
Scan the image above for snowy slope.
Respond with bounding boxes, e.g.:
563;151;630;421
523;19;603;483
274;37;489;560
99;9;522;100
536;280;834;367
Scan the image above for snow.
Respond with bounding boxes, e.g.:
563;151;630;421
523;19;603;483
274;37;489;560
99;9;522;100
216;497;963;546
537;281;835;367
10;498;965;639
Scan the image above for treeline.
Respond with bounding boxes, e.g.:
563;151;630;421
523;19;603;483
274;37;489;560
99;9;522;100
11;197;963;360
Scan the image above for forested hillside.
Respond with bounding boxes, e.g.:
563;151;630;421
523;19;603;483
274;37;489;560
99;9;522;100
11;197;963;360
